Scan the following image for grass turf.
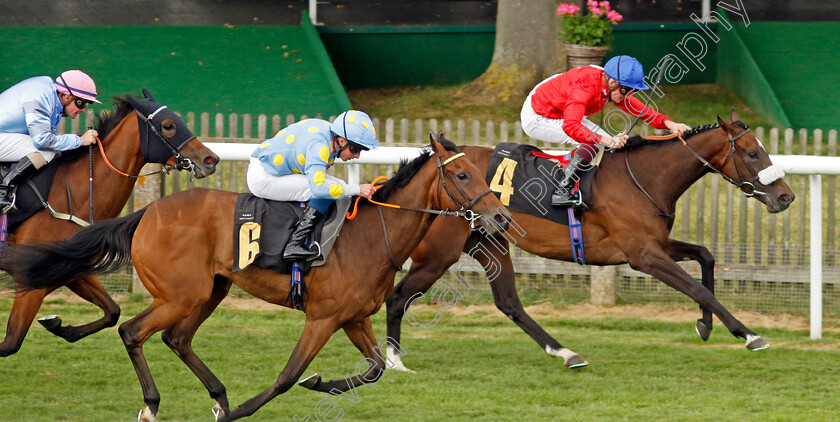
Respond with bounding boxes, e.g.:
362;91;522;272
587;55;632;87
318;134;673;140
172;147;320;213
1;295;838;422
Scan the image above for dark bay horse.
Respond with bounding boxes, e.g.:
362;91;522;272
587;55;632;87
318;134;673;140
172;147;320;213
385;111;794;370
0;90;218;357
3;135;510;421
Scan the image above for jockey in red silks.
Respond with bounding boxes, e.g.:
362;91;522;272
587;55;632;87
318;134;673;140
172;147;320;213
520;55;691;209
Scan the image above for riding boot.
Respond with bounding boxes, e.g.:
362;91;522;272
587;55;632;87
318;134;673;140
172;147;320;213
0;155;43;212
551;154;588;209
282;205;325;261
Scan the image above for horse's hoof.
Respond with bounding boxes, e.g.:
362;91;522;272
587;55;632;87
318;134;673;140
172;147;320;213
298;373;322;390
38;315;62;331
137;407;157;422
695;319;712;341
212;402;228;421
746;334;769;351
565;354;589;369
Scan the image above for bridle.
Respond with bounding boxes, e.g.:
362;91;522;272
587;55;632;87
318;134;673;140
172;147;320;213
346;149;494;270
680;124;784;198
135;107;197;175
626;125;785;219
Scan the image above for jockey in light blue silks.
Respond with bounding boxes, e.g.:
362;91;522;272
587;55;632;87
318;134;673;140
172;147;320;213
247;110;380;261
0;70;101;211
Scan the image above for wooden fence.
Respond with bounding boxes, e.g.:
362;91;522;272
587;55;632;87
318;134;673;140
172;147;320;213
61;112;840;316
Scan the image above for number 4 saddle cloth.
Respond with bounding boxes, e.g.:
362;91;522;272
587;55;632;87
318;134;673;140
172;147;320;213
486;142;595;226
231;195;351;274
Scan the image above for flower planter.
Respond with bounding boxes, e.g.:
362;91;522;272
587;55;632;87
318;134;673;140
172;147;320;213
564;44;610;70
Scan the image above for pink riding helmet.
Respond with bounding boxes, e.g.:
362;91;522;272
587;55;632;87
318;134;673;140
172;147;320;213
54;70;102;104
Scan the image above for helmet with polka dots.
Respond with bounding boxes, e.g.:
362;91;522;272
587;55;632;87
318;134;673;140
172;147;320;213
331;110;379;150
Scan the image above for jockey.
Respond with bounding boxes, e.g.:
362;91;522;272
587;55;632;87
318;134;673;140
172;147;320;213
247;110;379;261
520;55;692;208
0;70;101;211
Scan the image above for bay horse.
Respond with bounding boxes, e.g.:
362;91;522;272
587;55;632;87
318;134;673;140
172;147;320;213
384;111;795;370
3;135;510;421
0;89;218;357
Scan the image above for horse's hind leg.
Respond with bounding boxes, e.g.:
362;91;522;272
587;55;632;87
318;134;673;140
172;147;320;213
665;240;716;341
222;318;336;422
299;317;386;394
38;276;121;342
0;286;48;357
468;235;587;368
385;218;470;372
161;277;233;419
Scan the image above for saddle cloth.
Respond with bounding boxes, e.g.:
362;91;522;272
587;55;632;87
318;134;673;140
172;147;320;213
232;195;351;274
1;162;61;230
485;142;595;226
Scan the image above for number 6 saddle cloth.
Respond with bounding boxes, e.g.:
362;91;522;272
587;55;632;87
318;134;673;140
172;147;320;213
231;195;351;274
486;142;595;226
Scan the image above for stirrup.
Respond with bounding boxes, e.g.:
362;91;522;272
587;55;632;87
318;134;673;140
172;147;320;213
0;193;16;214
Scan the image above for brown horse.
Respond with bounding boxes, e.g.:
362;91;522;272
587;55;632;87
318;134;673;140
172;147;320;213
384;111;795;370
3;135;510;421
0;90;218;357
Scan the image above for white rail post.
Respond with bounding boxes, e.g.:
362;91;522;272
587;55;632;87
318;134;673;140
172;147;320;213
810;174;823;339
309;0;321;25
347;163;361;185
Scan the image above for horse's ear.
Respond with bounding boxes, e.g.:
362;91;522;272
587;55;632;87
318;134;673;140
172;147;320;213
429;133;444;155
125;94;142;109
141;88;155;101
729;109;740;123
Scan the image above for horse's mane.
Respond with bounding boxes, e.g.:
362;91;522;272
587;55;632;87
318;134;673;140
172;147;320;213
55;97;135;165
622;120;750;151
371;136;459;202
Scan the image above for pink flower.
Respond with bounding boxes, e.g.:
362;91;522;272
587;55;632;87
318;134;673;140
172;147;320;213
557;3;580;16
607;10;623;22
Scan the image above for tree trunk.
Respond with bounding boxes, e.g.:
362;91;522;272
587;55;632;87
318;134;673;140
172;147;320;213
457;0;567;106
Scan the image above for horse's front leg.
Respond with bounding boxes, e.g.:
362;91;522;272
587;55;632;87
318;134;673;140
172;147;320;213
161;279;233;420
221;317;337;422
467;234;587;368
299;317;386;394
629;247;768;351
664;240;716;341
384;216;470;372
38;276;120;342
0;286;48;357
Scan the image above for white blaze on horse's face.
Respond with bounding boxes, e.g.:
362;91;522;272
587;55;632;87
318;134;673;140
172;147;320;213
753;137;786;185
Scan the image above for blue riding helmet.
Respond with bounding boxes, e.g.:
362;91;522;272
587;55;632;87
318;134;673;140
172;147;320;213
603;55;650;90
331;110;380;150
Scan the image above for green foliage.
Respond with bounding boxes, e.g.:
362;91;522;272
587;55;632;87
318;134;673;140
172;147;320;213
560;14;615;47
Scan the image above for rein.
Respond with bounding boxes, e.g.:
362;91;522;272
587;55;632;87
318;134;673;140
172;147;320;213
625;126;781;219
346;152;488;229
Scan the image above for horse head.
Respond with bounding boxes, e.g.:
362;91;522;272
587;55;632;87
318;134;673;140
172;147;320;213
430;133;511;234
713;110;794;213
125;89;218;178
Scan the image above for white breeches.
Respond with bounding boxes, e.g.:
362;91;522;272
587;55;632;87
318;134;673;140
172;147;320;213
0;133;58;162
246;157;343;202
520;90;609;145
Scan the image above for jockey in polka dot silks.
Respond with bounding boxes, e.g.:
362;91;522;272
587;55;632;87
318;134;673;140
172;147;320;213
247;110;379;261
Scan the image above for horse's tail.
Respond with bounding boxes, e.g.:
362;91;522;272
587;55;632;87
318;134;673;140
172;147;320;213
2;208;147;291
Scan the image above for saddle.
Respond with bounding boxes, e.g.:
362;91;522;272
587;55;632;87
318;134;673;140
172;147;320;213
486;142;596;226
0;161;62;231
231;195;351;275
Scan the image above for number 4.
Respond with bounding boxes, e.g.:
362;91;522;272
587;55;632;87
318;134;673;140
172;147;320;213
489;157;517;206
